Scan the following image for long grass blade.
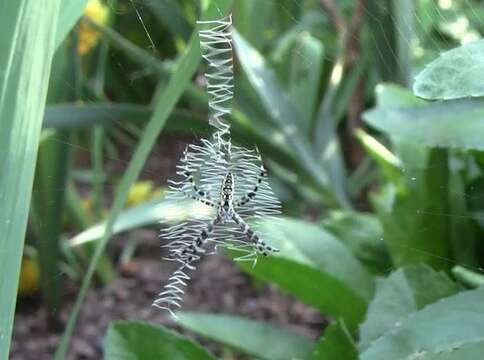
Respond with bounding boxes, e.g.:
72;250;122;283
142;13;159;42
0;0;62;356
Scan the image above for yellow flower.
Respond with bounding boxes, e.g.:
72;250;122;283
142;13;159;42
78;0;109;55
18;257;39;296
126;181;155;207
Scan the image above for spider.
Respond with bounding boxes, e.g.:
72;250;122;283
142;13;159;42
175;165;280;262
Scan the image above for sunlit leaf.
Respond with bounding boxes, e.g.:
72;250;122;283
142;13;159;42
361;287;484;360
359;265;460;351
364;98;484;150
0;0;62;355
414;40;484;100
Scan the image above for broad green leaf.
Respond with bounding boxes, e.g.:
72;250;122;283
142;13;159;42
55;0;88;48
360;287;484;360
367;85;452;269
177;312;314;360
236;217;374;330
322;211;391;274
364;98;484;150
311;319;357;360
0;0;61;355
359;265;460;351
415;340;484;360
233;29;349;208
374;83;423;108
413;39;484;100
372;148;451;269
54;1;233;357
104;321;215;360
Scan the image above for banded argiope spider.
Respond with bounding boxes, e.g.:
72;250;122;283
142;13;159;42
153;137;281;315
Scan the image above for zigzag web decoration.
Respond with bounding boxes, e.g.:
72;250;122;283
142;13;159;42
153;14;282;318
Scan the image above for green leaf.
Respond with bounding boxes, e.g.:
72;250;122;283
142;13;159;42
104;321;215;360
311;319;357;360
367;84;452;269
364;98;484;150
322;211;391;274
415;340;484;360
55;0;87;48
375;83;423;108
372;147;452;269
359;265;460;351
44;103;150;128
0;0;62;356
68;197;213;247
31;130;71;322
233;29;349;208
413;39;484;100
236;217;374;330
360;287;484;360
177;312;314;360
54;1;233;357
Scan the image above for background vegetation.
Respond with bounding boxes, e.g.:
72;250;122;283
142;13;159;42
3;0;484;358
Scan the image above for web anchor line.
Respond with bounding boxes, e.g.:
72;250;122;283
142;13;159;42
154;14;282;317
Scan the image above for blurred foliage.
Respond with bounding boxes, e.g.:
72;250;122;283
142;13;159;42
3;0;484;358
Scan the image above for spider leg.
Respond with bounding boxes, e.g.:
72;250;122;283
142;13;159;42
177;216;220;261
234;164;267;207
232;213;278;256
154;216;220;315
183;169;216;207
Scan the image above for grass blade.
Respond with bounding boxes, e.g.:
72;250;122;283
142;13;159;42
0;0;62;355
54;1;232;357
31;130;71;327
